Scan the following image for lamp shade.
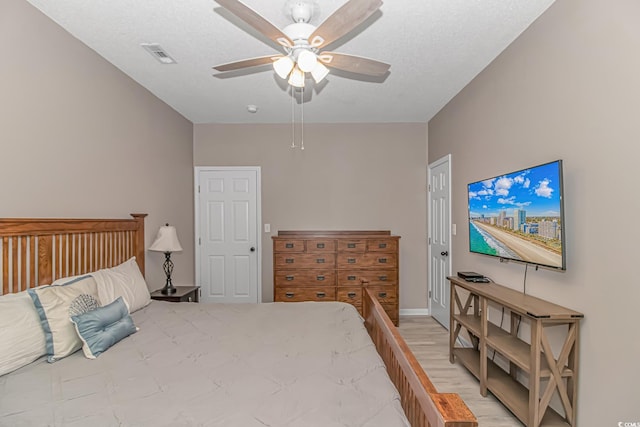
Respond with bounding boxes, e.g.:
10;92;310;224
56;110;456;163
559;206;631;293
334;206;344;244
297;50;317;73
149;224;183;253
310;61;329;83
273;56;294;79
288;66;305;88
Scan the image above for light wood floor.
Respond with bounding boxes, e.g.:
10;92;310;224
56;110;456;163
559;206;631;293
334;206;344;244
397;316;523;427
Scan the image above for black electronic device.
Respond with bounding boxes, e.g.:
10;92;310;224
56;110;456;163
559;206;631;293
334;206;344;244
458;271;484;280
468;277;490;283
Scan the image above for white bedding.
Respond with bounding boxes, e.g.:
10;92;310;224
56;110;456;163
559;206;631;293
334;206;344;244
0;301;410;427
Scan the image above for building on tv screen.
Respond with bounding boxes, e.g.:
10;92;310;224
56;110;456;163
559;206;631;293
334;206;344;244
467;161;564;269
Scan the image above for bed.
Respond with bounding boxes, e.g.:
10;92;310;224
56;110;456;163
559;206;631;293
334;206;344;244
0;214;476;427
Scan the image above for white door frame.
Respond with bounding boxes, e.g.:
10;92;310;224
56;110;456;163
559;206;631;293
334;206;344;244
194;166;262;303
427;154;452;325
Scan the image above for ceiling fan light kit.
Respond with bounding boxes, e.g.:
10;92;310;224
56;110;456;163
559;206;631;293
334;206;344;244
296;49;317;73
213;0;390;89
287;66;306;88
273;56;295;79
310;61;329;83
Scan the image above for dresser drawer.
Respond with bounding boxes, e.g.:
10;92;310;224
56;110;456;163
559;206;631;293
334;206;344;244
337;271;364;286
366;239;398;252
274;239;305;253
337;271;395;286
337;239;367;252
274;253;336;268
367;286;398;304
275;271;335;287
337;287;362;306
337;253;397;269
306;239;336;252
358;270;396;286
274;286;336;302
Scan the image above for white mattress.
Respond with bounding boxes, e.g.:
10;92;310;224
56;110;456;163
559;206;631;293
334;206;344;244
0;301;410;427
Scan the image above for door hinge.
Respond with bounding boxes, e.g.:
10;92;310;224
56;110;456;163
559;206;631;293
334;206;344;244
199;237;201;245
429;290;432;298
428;237;431;245
427;184;431;192
198;185;200;193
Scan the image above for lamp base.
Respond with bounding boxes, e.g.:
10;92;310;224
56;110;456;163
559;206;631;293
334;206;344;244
160;252;176;295
161;285;176;295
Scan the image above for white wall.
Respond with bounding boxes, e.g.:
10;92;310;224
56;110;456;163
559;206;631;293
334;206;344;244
428;0;640;425
194;123;428;308
0;0;195;290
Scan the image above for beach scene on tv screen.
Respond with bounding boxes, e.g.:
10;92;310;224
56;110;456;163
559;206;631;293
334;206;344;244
468;162;563;269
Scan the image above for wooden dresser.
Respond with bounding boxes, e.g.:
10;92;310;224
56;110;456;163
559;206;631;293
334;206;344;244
273;230;400;325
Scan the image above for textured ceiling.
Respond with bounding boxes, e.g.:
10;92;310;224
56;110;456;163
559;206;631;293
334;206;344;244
26;0;555;124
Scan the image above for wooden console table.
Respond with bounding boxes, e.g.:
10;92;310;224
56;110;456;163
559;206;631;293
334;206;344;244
448;276;583;427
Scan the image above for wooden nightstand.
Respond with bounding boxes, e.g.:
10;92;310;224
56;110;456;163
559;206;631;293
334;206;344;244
150;286;200;303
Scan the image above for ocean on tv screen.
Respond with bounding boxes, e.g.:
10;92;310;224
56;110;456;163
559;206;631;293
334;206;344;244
467;161;564;269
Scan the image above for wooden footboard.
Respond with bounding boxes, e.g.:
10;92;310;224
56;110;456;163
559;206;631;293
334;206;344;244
363;288;477;427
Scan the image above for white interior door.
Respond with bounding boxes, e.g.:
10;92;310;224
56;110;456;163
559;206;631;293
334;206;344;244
428;155;452;328
195;167;261;303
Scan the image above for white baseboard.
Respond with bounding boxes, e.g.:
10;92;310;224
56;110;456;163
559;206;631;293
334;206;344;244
399;308;430;316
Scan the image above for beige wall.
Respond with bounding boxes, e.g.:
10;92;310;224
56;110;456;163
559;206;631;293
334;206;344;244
0;0;195;290
429;0;639;424
194;123;428;308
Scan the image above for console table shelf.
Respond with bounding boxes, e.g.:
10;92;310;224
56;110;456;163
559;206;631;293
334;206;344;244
448;276;583;427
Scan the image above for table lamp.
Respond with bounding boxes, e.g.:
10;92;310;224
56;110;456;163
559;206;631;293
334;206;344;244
149;223;183;295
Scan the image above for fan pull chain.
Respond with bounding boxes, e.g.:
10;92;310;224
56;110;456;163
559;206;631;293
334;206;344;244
290;86;296;149
300;86;305;150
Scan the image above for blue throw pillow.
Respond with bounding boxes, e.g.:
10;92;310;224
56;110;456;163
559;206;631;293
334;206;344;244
70;296;137;359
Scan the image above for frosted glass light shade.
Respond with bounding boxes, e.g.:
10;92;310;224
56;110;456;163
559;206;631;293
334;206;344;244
310;62;329;83
273;56;294;79
297;50;317;73
149;224;183;253
288;66;305;88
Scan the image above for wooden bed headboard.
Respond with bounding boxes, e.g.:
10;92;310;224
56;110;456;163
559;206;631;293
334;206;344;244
0;214;146;295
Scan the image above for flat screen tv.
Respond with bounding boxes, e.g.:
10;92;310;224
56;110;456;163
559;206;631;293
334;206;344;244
467;160;566;270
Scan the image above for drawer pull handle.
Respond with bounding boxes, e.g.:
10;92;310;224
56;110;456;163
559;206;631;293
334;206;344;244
285;243;294;248
378;258;387;263
316;275;325;281
285;258;294;264
378;292;387;298
316;258;325;263
347;292;356;298
347;243;356;248
379;275;387;281
379;243;387;248
317;243;325;249
347;275;356;281
347;258;356;264
285;292;295;298
316;292;326;298
286;275;294;281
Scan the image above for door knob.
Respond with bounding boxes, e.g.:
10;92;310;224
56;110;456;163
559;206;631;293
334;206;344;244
250;247;256;252
441;251;448;256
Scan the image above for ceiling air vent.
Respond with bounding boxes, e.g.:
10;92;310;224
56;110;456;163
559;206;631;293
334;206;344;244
141;43;177;64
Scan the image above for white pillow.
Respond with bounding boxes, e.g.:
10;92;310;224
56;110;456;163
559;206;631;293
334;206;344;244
0;291;47;376
28;276;100;362
91;257;150;313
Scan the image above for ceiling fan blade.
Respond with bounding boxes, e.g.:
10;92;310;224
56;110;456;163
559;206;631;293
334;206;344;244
213;54;282;72
308;0;382;49
319;52;390;76
216;0;293;48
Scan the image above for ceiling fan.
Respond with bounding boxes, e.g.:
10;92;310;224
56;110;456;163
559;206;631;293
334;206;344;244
212;0;390;88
